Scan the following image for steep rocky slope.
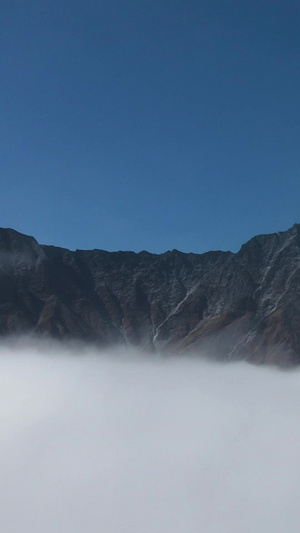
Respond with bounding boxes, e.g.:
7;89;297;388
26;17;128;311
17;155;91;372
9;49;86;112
1;225;300;364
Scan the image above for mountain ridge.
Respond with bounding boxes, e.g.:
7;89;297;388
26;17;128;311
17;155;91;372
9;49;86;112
0;225;300;365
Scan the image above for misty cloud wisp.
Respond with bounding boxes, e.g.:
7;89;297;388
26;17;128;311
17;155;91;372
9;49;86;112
1;343;300;532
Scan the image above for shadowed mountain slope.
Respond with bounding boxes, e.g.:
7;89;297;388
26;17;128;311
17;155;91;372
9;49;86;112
1;225;300;364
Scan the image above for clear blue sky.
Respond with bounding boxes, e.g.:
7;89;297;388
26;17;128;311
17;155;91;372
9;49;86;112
1;0;299;253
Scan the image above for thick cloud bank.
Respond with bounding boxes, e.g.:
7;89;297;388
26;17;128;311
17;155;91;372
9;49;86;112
1;341;300;532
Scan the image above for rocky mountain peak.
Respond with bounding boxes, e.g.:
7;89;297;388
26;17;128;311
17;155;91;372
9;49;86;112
0;225;300;365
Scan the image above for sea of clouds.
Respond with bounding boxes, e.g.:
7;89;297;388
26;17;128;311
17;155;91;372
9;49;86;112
1;339;300;532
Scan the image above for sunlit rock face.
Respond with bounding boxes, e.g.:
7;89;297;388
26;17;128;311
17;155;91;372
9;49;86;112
1;225;300;364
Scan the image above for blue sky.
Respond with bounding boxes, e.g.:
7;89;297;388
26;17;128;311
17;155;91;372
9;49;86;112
1;0;299;253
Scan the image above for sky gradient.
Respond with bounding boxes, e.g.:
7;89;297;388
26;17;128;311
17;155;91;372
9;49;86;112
1;0;300;253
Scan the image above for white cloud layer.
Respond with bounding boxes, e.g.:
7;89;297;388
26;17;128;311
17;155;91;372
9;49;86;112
1;341;300;532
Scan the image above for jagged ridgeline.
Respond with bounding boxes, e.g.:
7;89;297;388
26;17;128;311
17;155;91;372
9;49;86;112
0;225;300;365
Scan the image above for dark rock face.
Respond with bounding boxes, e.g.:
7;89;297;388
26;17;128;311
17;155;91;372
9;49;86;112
1;225;300;364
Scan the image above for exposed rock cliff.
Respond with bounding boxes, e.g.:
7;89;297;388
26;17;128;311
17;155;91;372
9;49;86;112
1;225;300;364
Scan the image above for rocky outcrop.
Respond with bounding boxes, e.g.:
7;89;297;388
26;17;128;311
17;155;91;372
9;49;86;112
1;225;300;364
